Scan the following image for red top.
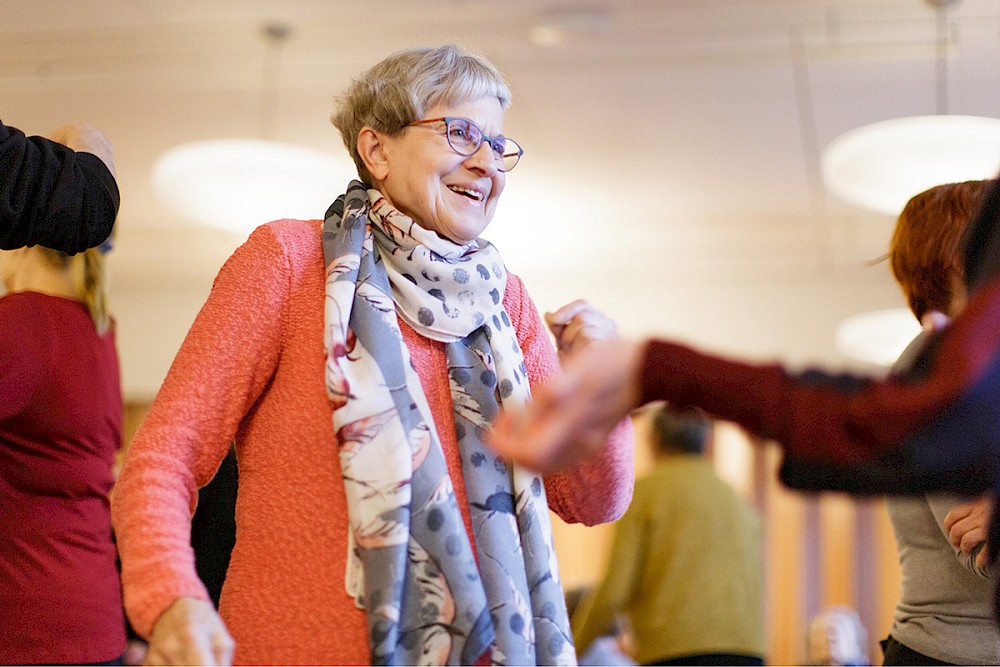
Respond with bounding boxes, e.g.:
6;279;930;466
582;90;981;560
112;219;634;665
0;292;125;664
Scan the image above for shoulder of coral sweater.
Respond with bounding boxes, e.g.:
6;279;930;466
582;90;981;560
234;218;323;274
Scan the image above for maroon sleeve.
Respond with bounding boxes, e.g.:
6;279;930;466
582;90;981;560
637;273;1000;494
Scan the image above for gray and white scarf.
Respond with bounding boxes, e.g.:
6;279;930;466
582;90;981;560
322;180;575;666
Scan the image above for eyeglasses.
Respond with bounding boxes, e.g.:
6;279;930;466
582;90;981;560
406;116;523;172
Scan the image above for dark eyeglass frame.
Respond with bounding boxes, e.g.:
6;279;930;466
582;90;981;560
406;116;523;172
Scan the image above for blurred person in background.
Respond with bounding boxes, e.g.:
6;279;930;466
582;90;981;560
0;236;124;664
571;407;765;666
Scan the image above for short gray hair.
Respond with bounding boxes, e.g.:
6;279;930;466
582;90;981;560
331;43;512;186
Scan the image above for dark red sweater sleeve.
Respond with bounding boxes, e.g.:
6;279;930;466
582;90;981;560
0;120;119;252
638;273;1000;495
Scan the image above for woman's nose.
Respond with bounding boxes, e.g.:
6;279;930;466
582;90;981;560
464;142;500;175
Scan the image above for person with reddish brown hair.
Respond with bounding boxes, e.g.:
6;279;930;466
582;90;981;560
888;180;990;323
880;180;999;666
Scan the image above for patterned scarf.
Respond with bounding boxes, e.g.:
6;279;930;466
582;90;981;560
322;180;575;666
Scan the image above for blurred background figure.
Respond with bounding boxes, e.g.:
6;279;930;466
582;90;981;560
879;179;1000;666
1;120;118;252
807;606;870;666
0;239;125;664
570;407;766;666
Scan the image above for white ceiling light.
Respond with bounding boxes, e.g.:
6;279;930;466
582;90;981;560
834;307;921;367
152;139;355;233
150;22;356;234
822;115;1000;216
821;0;1000;217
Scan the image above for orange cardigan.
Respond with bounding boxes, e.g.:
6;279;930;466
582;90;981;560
112;219;634;665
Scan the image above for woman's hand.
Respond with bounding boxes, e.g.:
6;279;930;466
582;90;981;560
143;597;234;666
544;300;619;357
488;338;644;474
944;495;993;569
48;122;117;178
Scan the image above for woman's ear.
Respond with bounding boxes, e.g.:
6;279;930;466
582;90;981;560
357;127;390;182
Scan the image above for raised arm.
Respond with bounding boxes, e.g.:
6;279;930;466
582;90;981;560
0;121;119;252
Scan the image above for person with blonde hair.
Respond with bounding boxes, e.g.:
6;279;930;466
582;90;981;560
113;43;633;666
0;240;124;664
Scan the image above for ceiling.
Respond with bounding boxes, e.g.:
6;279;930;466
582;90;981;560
3;0;999;401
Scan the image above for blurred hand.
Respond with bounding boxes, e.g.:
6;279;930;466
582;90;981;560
48;122;116;178
944;495;993;570
544;300;618;358
123;639;148;666
488;338;644;474
143;597;234;666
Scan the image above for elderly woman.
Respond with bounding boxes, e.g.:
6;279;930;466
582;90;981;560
112;44;633;666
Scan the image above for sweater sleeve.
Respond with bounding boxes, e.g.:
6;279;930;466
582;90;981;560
0;120;119;252
111;222;293;639
505;273;634;526
640;273;1000;496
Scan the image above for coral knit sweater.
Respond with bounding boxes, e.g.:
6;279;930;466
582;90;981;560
112;219;634;666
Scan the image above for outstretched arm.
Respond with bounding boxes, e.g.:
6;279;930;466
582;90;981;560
0;121;119;252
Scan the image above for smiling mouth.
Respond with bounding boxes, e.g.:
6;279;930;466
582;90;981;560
447;185;485;202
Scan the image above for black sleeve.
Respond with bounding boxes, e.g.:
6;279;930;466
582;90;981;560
0;120;120;252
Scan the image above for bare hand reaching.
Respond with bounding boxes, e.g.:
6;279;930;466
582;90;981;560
488;338;645;474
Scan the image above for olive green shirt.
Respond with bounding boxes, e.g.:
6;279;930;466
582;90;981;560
572;456;766;664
